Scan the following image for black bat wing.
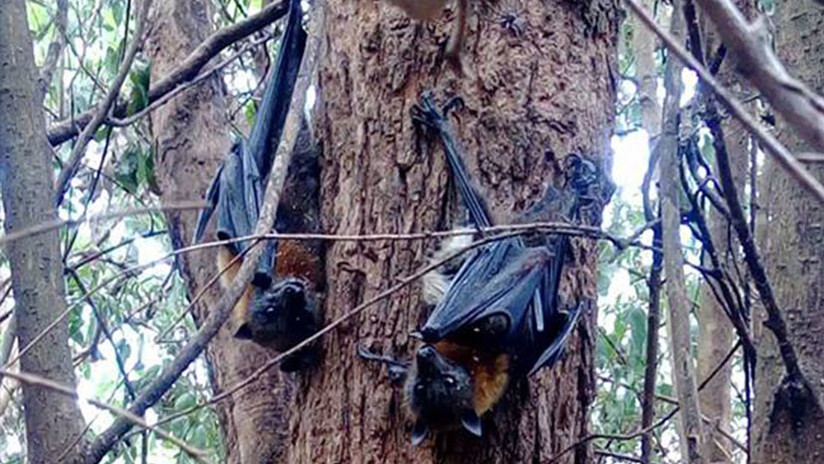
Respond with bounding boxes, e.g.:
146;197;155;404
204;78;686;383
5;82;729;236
521;234;579;375
421;240;552;349
246;0;307;175
190;0;305;287
193;162;224;245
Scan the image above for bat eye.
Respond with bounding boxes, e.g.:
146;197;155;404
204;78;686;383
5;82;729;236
415;383;425;391
266;306;276;314
444;376;455;386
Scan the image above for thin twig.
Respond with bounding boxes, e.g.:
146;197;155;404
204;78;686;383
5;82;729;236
796;152;824;163
67;269;137;399
549;342;740;462
148;229;538;429
37;0;69;98
107;33;275;127
5;221;657;373
710;117;805;382
693;0;824;150
594;449;644;463
158;218;660;340
0;202;204;247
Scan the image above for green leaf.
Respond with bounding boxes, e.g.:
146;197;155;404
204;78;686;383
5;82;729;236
115;144;142;193
127;63;152;115
628;306;647;363
175;392;197;410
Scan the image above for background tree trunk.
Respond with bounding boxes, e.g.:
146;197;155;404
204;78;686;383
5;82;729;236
754;1;824;462
146;1;292;462
288;0;619;462
695;1;754;455
0;0;86;461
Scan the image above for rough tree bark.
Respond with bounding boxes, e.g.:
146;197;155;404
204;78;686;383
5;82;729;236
0;0;86;462
146;1;292;462
753;1;824;462
287;0;618;462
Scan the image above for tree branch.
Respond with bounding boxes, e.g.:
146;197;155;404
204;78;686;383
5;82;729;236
106;32;274;128
657;2;706;461
37;0;68;99
693;0;824;150
0;202;204;247
709;117;805;383
46;0;289;146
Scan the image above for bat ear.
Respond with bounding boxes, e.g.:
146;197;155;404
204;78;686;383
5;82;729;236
233;323;253;340
411;420;429;446
460;410;482;437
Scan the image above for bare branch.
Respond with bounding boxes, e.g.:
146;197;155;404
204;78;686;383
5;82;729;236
146;229;548;430
657;2;706;460
710;117;807;383
594;449;645;463
624;0;824;205
4;219;655;377
106;33;274;128
796;152;824;163
549;342;740;463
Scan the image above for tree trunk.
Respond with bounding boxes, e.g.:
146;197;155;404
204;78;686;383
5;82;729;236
0;0;86;462
146;1;292;462
753;2;824;462
288;0;619;462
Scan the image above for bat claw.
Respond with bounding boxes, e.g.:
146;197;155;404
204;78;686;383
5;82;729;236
357;345;409;384
410;92;443;130
411;91;464;132
442;96;465;117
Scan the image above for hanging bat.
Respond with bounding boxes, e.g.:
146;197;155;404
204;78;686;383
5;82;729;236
359;92;603;444
194;0;322;372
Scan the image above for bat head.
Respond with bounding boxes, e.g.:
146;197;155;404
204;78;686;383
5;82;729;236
406;345;481;445
234;278;320;371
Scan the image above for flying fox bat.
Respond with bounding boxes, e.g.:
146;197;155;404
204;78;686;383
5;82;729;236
359;92;603;444
194;0;322;372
